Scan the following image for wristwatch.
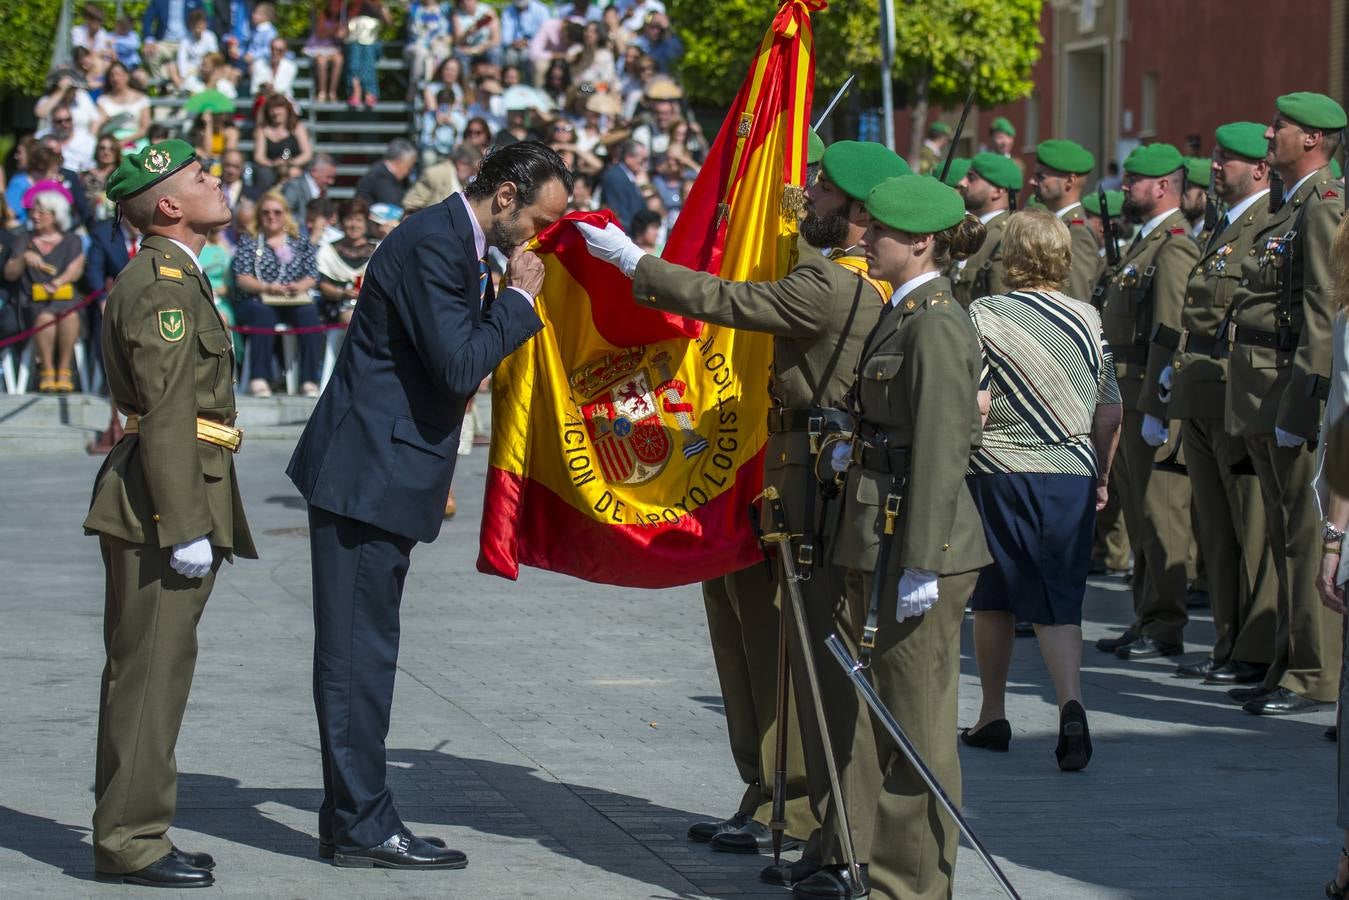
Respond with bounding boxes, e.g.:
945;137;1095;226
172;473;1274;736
1324;521;1347;544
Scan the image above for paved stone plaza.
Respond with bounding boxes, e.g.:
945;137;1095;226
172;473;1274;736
0;441;1340;898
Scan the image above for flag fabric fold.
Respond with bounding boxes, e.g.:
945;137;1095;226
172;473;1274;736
478;0;821;588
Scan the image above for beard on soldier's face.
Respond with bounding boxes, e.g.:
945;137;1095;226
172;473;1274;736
801;209;849;249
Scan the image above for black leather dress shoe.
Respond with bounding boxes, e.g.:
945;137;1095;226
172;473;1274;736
1242;687;1333;716
710;819;801;854
792;863;870;898
171;846;215;870
332;829;467;869
1095;629;1138;653
1174;656;1219;679
1327;726;1339;742
321;834;447;860
1227;685;1272;703
97;852;213;888
688;810;751;843
1203;660;1268;685
761;855;821;886
1115;636;1182;660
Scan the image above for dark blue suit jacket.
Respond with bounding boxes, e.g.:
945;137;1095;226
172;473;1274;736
84;219;132;294
286;195;542;544
598;163;645;230
141;0;207;41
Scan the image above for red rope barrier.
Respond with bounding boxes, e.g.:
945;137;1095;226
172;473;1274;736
0;291;103;350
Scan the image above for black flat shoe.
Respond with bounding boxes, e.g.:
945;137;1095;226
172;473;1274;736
761;855;821;886
1227;684;1272;703
710;819;801;854
688;810;751;843
1115;636;1183;660
332;829;467;869
97;852;214;888
959;719;1011;752
1174;656;1219;679
792;863;870;898
1095;629;1138;653
1056;700;1092;772
1242;687;1333;716
1327;726;1339;743
1203;660;1268;685
320;834;446;859
171;846;215;870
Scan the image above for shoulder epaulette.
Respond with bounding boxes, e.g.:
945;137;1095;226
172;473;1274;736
1168;227;1187;236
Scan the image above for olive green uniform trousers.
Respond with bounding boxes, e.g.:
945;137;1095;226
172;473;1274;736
93;535;219;874
703;565;817;838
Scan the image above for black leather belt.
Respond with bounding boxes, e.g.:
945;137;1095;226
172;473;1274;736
766;407;852;435
859;445;910;474
1229;323;1298;352
1151;323;1224;358
1108;344;1149;365
1308;374;1331;402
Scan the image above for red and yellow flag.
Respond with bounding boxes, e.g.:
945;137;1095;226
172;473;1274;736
478;0;822;588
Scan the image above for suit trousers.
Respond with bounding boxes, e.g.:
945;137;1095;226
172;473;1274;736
702;567;816;838
308;504;417;850
839;567;978;900
784;555;878;868
93;535;217;874
1181;417;1276;665
1115;409;1192;645
1245;436;1343;700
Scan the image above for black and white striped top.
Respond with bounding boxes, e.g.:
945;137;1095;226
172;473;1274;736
967;289;1121;477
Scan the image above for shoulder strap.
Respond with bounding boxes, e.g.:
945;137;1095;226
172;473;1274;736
831;254;889;303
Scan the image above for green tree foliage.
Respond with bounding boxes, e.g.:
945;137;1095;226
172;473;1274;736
669;0;1041;155
0;0;64;95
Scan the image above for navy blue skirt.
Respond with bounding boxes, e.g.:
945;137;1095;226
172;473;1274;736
967;472;1096;626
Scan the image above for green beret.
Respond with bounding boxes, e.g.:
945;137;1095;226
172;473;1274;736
1123;142;1184;178
1083;189;1124;217
820;140;912;201
807;129;826;166
1214;121;1269;161
1276;91;1348;131
106;139;198;203
866;174;966;234
970;151;1023;191
940;157;970;188
990;116;1016;137
1035;138;1094;175
1184;157;1211;189
929;120;951;136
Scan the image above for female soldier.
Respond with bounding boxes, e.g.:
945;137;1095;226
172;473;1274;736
808;174;990;900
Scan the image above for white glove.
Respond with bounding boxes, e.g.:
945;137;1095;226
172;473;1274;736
897;568;939;622
1141;414;1169;448
830;441;852;474
575;220;648;278
1275;426;1306;449
1158;365;1174;402
170;535;214;579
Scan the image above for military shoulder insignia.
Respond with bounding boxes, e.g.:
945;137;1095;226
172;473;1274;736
1168;227;1186;235
1326;189;1340;199
1069;218;1085;225
157;264;183;280
158;309;186;342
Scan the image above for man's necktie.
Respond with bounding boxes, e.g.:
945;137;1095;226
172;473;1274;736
479;258;489;306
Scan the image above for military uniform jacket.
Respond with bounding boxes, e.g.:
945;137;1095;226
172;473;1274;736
631;243;884;535
84;234;256;557
1226;165;1346;438
1166;196;1270;420
1059;201;1103;304
1097;209;1199;415
831;276;992;577
950;210;1009;308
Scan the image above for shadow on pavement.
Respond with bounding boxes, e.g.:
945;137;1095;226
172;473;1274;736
0;805;93;878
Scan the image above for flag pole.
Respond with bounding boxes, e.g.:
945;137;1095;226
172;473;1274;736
879;0;896;150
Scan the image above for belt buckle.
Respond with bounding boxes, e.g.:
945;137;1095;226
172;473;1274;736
807;414;823;454
1227;322;1238;351
882;492;902;535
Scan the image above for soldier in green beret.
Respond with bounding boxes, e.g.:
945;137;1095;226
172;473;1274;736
1225;91;1347;715
83;139;255;887
989;116;1016;155
809;174;990;900
940;157;970;189
807;128;827;166
917;120;951;176
1093;143;1201;662
1181;156;1214;241
1151;122;1278;687
950;152;1022;307
1031;138;1101;302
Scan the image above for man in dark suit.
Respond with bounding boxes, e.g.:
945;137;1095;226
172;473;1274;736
355;138;418;206
598;139;649;229
286;141;572;870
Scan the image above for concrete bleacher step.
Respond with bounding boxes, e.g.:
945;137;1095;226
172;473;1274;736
309;119;411;134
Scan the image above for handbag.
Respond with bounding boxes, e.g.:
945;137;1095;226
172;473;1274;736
253;238;312;306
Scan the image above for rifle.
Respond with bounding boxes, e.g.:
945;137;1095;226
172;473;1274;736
938;87;976;184
1099;184;1121;268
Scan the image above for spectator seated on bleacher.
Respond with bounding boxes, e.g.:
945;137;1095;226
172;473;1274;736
253;93;313;191
452;0;502;68
631;11;681;74
96;62;152;146
403;143;482;212
251;37;298;101
356;139;418;206
316;198;375;325
281;154;337;224
404;0;453;96
500;0;552;76
304;0;345;102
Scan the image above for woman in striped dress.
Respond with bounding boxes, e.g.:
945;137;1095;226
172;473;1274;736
959;209;1123;771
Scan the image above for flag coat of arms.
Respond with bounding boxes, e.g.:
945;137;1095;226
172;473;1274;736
479;0;822;588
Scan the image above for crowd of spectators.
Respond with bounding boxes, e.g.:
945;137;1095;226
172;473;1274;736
0;0;703;397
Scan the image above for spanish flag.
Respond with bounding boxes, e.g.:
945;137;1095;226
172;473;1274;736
478;0;822;588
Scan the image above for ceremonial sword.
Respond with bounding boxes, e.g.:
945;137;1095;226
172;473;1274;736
813;75;856;131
